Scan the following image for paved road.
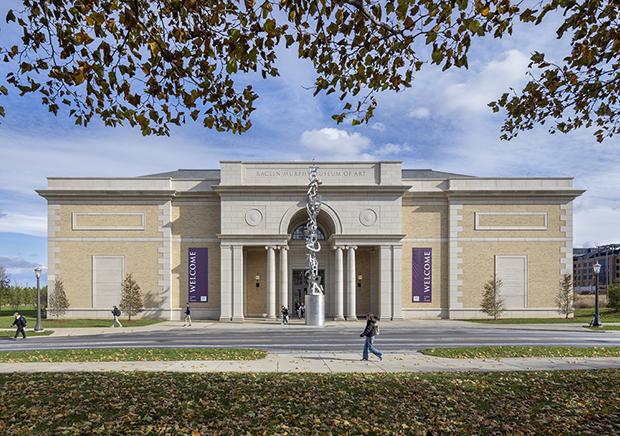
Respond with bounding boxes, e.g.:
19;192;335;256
2;324;620;353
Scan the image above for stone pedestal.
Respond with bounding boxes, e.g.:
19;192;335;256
305;293;325;327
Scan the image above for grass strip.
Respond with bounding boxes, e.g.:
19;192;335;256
587;325;620;331
0;330;53;338
420;345;620;359
0;347;266;363
468;308;620;324
0;371;619;434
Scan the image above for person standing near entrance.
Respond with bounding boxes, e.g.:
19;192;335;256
281;305;289;325
12;312;26;340
183;304;192;327
111;305;123;327
360;313;383;361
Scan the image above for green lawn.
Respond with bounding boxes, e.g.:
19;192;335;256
0;371;619;434
0;330;53;338
0;347;266;363
587;325;620;331
0;309;162;328
421;346;620;359
469;308;620;324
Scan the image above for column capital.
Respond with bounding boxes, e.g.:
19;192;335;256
265;245;275;251
346;245;358;251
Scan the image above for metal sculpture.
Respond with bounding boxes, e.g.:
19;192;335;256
304;164;325;326
304;165;324;296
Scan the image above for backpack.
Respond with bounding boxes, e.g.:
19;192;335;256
20;316;27;327
113;308;121;316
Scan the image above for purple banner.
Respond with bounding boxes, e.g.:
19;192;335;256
412;248;432;303
188;248;208;303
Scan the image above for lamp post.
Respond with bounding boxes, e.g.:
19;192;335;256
592;261;602;327
34;266;43;332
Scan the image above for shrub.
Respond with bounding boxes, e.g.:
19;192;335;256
608;282;620;312
556;274;574;319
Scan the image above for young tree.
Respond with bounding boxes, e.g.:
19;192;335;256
0;265;9;310
608;281;620;313
120;273;144;321
1;1;615;142
481;277;505;320
48;278;70;319
556;274;574;319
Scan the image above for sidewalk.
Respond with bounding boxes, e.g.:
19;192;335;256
2;318;619;337
0;352;619;373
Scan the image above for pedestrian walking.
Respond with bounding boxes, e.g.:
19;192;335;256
295;302;301;319
360;313;383;361
183;304;192;327
11;312;26;340
300;303;305;319
111;305;123;327
281;305;289;325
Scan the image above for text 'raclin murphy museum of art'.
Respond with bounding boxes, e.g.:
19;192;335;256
37;161;584;321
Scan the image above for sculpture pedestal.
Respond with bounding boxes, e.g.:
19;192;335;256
305;293;325;327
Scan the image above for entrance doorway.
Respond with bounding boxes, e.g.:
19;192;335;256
291;268;325;312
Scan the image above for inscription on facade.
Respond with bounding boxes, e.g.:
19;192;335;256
254;169;368;178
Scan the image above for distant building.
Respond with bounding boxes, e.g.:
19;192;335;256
573;245;620;293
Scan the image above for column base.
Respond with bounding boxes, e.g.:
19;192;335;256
219;316;245;322
345;316;358;321
333;316;346;321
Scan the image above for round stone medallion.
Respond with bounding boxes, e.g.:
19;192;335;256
244;208;263;227
359;208;378;227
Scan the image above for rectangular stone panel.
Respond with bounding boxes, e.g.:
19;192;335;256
475;212;547;230
72;212;145;230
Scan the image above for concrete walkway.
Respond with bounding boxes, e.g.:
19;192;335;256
5;318;619;337
1;352;619;373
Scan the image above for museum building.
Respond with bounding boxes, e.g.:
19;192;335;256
37;161;584;321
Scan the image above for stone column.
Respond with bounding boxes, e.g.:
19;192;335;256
378;245;392;320
266;246;276;319
279;246;289;311
219;245;232;321
334;246;345;320
231;245;244;321
346;246;357;320
391;245;403;320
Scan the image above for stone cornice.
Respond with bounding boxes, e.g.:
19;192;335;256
213;185;411;194
36;189;176;200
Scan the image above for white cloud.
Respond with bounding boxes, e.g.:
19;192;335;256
300;128;373;160
408;107;431;119
371;122;386;132
376;143;413;156
0;213;46;236
441;49;530;114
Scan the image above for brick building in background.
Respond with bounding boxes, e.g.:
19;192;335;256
573;245;620;293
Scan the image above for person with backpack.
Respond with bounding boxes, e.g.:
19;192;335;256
360;313;383;361
281;305;289;325
183;303;192;327
11;312;27;339
111;305;123;327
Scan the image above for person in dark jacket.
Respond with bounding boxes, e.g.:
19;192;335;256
183;304;192;327
12;312;26;339
281;306;289;325
111;305;123;328
360;313;383;361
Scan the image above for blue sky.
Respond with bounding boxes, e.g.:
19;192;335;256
1;4;619;286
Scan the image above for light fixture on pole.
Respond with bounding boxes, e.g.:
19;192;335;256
592;261;602;327
34;266;44;332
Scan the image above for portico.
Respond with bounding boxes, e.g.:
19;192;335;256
216;161;407;321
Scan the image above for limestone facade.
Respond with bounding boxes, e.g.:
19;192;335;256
37;162;584;320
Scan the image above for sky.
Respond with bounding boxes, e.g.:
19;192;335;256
0;4;618;286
